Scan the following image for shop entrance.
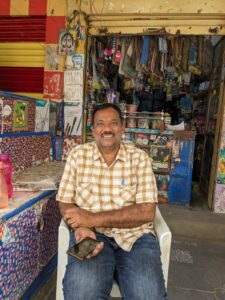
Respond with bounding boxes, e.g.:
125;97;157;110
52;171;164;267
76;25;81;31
84;34;225;209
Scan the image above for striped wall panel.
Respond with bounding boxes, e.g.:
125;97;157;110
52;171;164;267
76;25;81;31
0;67;44;93
0;16;46;42
0;42;45;67
0;16;45;93
0;0;64;17
0;0;66;97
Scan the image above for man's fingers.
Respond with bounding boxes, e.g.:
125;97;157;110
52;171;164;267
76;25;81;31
66;218;78;228
75;232;80;242
86;242;104;259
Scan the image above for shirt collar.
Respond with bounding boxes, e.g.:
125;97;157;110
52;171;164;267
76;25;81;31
93;143;102;161
93;142;127;163
116;142;127;162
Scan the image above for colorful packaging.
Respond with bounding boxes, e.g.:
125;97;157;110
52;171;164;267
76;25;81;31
138;118;149;129
126;117;136;128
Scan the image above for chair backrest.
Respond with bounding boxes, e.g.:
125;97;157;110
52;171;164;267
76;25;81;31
56;219;70;300
56;206;172;300
154;206;172;287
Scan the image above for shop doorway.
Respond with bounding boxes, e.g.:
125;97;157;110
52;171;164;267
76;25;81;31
84;34;225;209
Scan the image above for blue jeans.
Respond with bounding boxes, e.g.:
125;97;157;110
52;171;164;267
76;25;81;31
63;232;167;300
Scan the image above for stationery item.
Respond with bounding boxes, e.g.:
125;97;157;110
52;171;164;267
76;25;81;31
76;116;82;132
35;100;50;132
64;103;82;136
70;117;77;135
65;123;70;135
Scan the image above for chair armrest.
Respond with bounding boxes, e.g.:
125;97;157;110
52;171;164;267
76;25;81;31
56;219;70;300
154;206;172;288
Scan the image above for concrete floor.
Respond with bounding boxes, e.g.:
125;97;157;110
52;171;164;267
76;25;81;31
168;236;225;300
30;201;225;300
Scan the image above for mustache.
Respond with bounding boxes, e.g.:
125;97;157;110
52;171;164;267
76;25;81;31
101;131;114;135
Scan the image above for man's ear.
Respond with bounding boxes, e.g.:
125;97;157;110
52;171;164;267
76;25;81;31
91;125;95;137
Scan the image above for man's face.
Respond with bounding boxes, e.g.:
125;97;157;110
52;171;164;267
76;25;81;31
92;108;124;151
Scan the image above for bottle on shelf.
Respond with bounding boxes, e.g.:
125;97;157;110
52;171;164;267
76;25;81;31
0;162;9;208
0;153;13;199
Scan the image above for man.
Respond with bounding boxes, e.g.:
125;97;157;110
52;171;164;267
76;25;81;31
57;103;166;300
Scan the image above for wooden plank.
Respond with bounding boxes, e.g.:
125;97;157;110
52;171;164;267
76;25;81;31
208;81;225;208
174;131;196;140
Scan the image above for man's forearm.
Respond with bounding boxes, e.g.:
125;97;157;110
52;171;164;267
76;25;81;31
93;203;156;228
58;202;76;217
59;201;156;229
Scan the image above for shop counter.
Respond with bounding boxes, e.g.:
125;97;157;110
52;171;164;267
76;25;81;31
0;190;61;299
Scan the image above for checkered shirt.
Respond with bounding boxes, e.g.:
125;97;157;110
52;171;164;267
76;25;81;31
57;141;158;251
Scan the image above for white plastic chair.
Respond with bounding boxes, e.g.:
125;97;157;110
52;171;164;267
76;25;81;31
56;206;172;299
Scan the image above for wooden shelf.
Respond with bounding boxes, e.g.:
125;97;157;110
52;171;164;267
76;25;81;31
192;90;209;98
153;169;170;174
125;128;173;135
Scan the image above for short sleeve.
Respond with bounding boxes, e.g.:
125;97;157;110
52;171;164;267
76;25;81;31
56;151;77;204
135;152;158;204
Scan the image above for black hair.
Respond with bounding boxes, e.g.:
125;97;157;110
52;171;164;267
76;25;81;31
91;103;123;125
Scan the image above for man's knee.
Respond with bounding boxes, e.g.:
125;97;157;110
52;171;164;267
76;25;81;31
120;274;166;300
63;257;114;300
63;278;106;300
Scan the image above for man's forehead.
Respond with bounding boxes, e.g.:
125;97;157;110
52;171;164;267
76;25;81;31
95;109;120;120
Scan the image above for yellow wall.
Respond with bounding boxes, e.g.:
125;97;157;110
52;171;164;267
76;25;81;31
70;0;225;35
10;0;29;15
47;0;67;16
81;0;225;14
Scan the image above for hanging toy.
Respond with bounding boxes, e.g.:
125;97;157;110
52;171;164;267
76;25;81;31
115;45;122;63
103;48;112;61
112;37;117;54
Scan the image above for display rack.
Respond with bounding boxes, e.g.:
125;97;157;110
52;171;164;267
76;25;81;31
121;111;173;202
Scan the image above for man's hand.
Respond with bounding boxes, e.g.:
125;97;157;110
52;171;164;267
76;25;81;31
75;227;104;259
64;206;94;229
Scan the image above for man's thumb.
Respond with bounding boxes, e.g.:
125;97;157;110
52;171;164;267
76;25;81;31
75;232;81;243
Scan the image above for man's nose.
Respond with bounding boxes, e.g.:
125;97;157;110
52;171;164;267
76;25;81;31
102;123;113;131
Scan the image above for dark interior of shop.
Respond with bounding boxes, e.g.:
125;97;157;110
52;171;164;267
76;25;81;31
84;35;225;209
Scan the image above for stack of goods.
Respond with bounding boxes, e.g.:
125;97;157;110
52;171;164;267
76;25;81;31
85;35;213;133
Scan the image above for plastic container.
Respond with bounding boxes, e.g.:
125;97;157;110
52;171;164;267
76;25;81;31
0;153;13;199
118;102;126;112
126;117;136;128
138;118;149;129
126;104;138;112
151;119;159;130
135;134;149;146
0;162;9;208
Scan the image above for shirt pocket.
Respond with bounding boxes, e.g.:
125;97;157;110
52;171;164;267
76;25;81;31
114;185;136;207
75;182;92;207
